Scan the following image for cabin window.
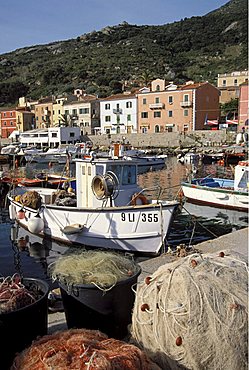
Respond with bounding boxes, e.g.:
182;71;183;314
107;165;122;182
238;170;249;188
122;165;136;185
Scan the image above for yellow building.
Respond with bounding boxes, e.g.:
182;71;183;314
217;71;248;104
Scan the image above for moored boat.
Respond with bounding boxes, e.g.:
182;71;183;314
181;161;249;212
8;156;179;255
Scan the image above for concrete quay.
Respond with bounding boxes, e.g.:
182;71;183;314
48;226;248;334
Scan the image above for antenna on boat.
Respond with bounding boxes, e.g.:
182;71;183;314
92;171;119;205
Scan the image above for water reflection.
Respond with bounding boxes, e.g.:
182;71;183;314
0;157;248;279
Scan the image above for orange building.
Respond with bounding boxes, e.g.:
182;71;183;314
137;79;220;133
238;82;249;130
34;97;54;129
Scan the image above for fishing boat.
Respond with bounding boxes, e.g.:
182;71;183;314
181;161;249;212
7;156;179;255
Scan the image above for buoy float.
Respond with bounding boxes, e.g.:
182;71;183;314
17;209;25;219
28;214;44;234
131;193;148;205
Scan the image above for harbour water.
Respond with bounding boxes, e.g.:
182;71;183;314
0;157;248;283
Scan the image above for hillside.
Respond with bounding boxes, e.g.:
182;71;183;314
0;0;247;106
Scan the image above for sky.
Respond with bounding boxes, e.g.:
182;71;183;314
0;0;229;55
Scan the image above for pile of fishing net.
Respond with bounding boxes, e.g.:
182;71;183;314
49;250;140;290
131;250;248;370
11;328;160;369
18;190;42;209
0;274;39;314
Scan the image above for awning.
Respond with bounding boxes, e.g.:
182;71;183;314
226;119;238;125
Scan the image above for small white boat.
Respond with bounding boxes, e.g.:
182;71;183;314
8;156;179;255
181;161;249;212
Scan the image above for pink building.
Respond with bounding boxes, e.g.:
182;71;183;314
238;82;249;130
137;79;220;133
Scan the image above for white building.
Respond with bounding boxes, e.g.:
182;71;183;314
100;93;138;134
19;127;81;148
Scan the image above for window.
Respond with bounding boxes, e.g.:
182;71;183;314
10;112;13;117
141;112;148;118
234;79;238;86
154;111;161;118
155;125;160;133
156;85;160;91
168;96;173;104
127;114;131;121
155;97;160;104
72;109;77;116
65;110;69;115
184;110;188;116
85;122;89;126
52;133;57;137
3;112;6;117
105;116;111;122
79;108;90;114
70;132;75;137
184;94;189;102
222;80;226;86
126;101;132;108
58;110;61;114
142;98;147;104
168;111;173;117
3;121;6;125
105;104;110;110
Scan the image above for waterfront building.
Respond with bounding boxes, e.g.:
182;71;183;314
34;97;54;129
137;79;220;133
63;95;100;135
0;107;17;139
217;70;248;104
238;81;249;130
19;127;81;148
100;92;137;134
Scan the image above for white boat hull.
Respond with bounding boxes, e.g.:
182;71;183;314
9;198;178;254
182;182;248;212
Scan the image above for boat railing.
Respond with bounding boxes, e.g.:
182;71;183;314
126;186;163;205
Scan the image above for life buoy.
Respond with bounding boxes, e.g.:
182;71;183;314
131;193;148;205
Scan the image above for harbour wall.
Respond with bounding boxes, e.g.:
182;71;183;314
89;130;237;149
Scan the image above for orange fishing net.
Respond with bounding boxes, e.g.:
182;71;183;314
11;328;161;369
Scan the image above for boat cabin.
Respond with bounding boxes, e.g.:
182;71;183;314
76;158;142;208
234;161;249;191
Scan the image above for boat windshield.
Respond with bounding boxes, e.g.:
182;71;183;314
107;164;136;185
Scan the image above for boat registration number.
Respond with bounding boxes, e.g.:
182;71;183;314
121;213;159;222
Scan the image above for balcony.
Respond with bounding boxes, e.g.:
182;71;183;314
180;101;192;107
149;103;165;109
113;108;123;114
